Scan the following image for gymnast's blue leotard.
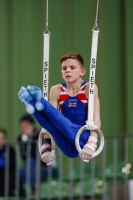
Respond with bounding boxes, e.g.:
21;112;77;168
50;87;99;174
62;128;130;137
33;81;90;158
58;81;88;125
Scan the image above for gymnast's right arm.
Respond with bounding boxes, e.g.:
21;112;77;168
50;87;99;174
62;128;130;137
49;84;61;109
39;85;60;165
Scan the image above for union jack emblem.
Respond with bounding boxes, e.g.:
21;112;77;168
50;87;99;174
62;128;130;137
68;101;77;107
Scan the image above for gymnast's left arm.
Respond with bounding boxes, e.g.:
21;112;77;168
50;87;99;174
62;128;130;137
91;84;101;137
79;84;101;161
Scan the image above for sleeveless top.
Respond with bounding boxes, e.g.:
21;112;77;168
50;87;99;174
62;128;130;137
58;81;88;125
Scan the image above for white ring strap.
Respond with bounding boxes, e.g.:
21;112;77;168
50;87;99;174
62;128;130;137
75;28;104;160
43;33;50;100
39;0;55;166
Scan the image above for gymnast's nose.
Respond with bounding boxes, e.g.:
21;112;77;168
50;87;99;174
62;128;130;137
66;67;71;73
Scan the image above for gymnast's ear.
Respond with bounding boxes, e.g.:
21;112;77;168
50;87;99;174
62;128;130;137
60;70;63;76
80;67;86;76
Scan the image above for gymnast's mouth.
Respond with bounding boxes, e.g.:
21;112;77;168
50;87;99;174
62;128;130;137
66;75;72;78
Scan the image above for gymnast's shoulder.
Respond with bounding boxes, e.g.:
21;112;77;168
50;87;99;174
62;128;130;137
85;82;99;98
85;82;98;90
49;84;61;100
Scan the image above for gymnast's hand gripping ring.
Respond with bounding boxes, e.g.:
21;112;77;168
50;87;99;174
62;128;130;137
75;124;104;161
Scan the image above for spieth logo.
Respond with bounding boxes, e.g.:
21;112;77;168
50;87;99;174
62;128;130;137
68;99;77;107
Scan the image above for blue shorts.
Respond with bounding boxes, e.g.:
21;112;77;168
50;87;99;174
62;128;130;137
33;98;90;158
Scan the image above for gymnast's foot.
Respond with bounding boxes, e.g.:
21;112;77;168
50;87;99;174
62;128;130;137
18;86;35;114
27;85;44;111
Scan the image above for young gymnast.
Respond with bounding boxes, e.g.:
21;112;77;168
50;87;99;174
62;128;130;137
18;53;101;164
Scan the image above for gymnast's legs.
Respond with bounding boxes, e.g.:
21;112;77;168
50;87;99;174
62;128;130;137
18;86;90;158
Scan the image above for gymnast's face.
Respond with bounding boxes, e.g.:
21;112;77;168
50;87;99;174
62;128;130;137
61;58;86;83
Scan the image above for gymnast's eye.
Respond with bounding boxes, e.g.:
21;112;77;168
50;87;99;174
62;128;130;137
70;66;76;70
62;66;67;71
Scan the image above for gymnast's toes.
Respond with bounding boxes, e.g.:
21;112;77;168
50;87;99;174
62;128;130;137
27;85;44;111
18;86;29;100
27;85;42;97
18;86;35;114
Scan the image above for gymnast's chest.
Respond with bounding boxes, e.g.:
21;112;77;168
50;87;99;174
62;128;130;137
61;97;88;124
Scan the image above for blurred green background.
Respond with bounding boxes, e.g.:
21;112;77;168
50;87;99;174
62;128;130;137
0;0;133;140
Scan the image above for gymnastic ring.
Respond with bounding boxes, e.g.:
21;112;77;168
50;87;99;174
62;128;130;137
75;125;104;159
38;128;55;157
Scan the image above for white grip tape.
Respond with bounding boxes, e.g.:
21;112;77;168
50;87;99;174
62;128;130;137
75;125;104;159
88;135;98;143
83;144;95;152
